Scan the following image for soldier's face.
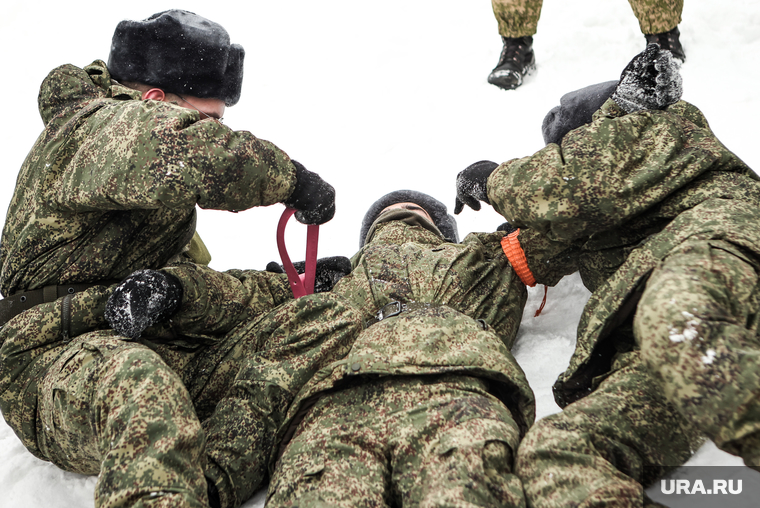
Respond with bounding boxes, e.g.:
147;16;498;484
175;95;226;123
381;202;433;222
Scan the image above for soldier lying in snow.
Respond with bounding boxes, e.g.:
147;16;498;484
107;190;538;507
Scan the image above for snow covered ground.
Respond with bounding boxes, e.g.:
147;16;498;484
1;0;758;506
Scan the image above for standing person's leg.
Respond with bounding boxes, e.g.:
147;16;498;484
628;0;685;61
491;0;543;38
36;333;208;508
516;351;702;508
635;240;760;470
488;0;542;90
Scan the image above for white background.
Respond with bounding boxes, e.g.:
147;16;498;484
1;0;758;506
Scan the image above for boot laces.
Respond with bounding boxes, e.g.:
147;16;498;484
498;37;532;66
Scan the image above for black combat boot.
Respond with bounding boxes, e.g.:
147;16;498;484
645;26;686;63
487;36;536;90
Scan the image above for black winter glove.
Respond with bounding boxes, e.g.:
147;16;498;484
105;269;183;339
283;160;336;225
454;160;499;214
611;43;682;114
266;256;352;293
497;221;518;235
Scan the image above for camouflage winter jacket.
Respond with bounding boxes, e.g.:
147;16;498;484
286;218;535;435
488;99;760;406
163;214;535;466
0;60;296;296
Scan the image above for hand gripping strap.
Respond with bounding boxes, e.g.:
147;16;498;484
277;208;320;298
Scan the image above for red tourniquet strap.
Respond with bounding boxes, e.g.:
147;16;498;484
500;229;547;317
277;208;320;298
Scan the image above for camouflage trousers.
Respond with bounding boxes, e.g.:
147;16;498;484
1;286;213;508
202;292;362;508
266;375;526;508
0;290;357;508
635;239;760;469
490;0;683;37
516;350;702;508
35;333;210;508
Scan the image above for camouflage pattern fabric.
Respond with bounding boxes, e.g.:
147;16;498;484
0;58;302;506
485;99;760;503
165;215;534;507
490;0;682;38
0;285;211;507
627;0;683;35
516;351;702;508
488;99;760;400
0;60;296;296
0;266;295;508
267;375;526;508
635;239;760;468
491;0;543;38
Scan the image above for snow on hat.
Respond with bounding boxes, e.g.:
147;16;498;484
359;190;459;247
541;80;618;146
108;10;245;106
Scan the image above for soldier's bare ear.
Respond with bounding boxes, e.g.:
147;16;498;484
142;88;166;101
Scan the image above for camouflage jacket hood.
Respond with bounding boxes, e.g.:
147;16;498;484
0;60;297;295
487;99;760;406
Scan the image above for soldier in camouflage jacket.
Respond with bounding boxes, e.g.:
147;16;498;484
455;45;760;506
114;190;536;507
0;10;335;508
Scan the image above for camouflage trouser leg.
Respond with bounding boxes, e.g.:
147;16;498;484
36;332;209;508
267;375;526;508
627;0;683;34
635;240;760;469
516;351;701;508
201;293;363;508
491;0;543;38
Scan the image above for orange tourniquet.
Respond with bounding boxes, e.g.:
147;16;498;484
501;229;547;317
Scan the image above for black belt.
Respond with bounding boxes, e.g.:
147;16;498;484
0;281;118;328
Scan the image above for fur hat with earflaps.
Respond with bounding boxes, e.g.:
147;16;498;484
108;9;245;106
359;190;459;247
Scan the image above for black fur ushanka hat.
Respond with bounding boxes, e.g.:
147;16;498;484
359;190;459;247
108;10;245;106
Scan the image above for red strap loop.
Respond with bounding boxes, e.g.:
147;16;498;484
277;207;320;298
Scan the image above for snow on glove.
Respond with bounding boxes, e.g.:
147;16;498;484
266;256;352;293
612;43;683;114
283;160;336;225
454;160;499;214
105;269;183;339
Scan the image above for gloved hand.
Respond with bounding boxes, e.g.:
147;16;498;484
454;160;499;214
267;256;352;293
105;269;183;339
283;160;336;225
497;221;518;235
611;43;683;114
